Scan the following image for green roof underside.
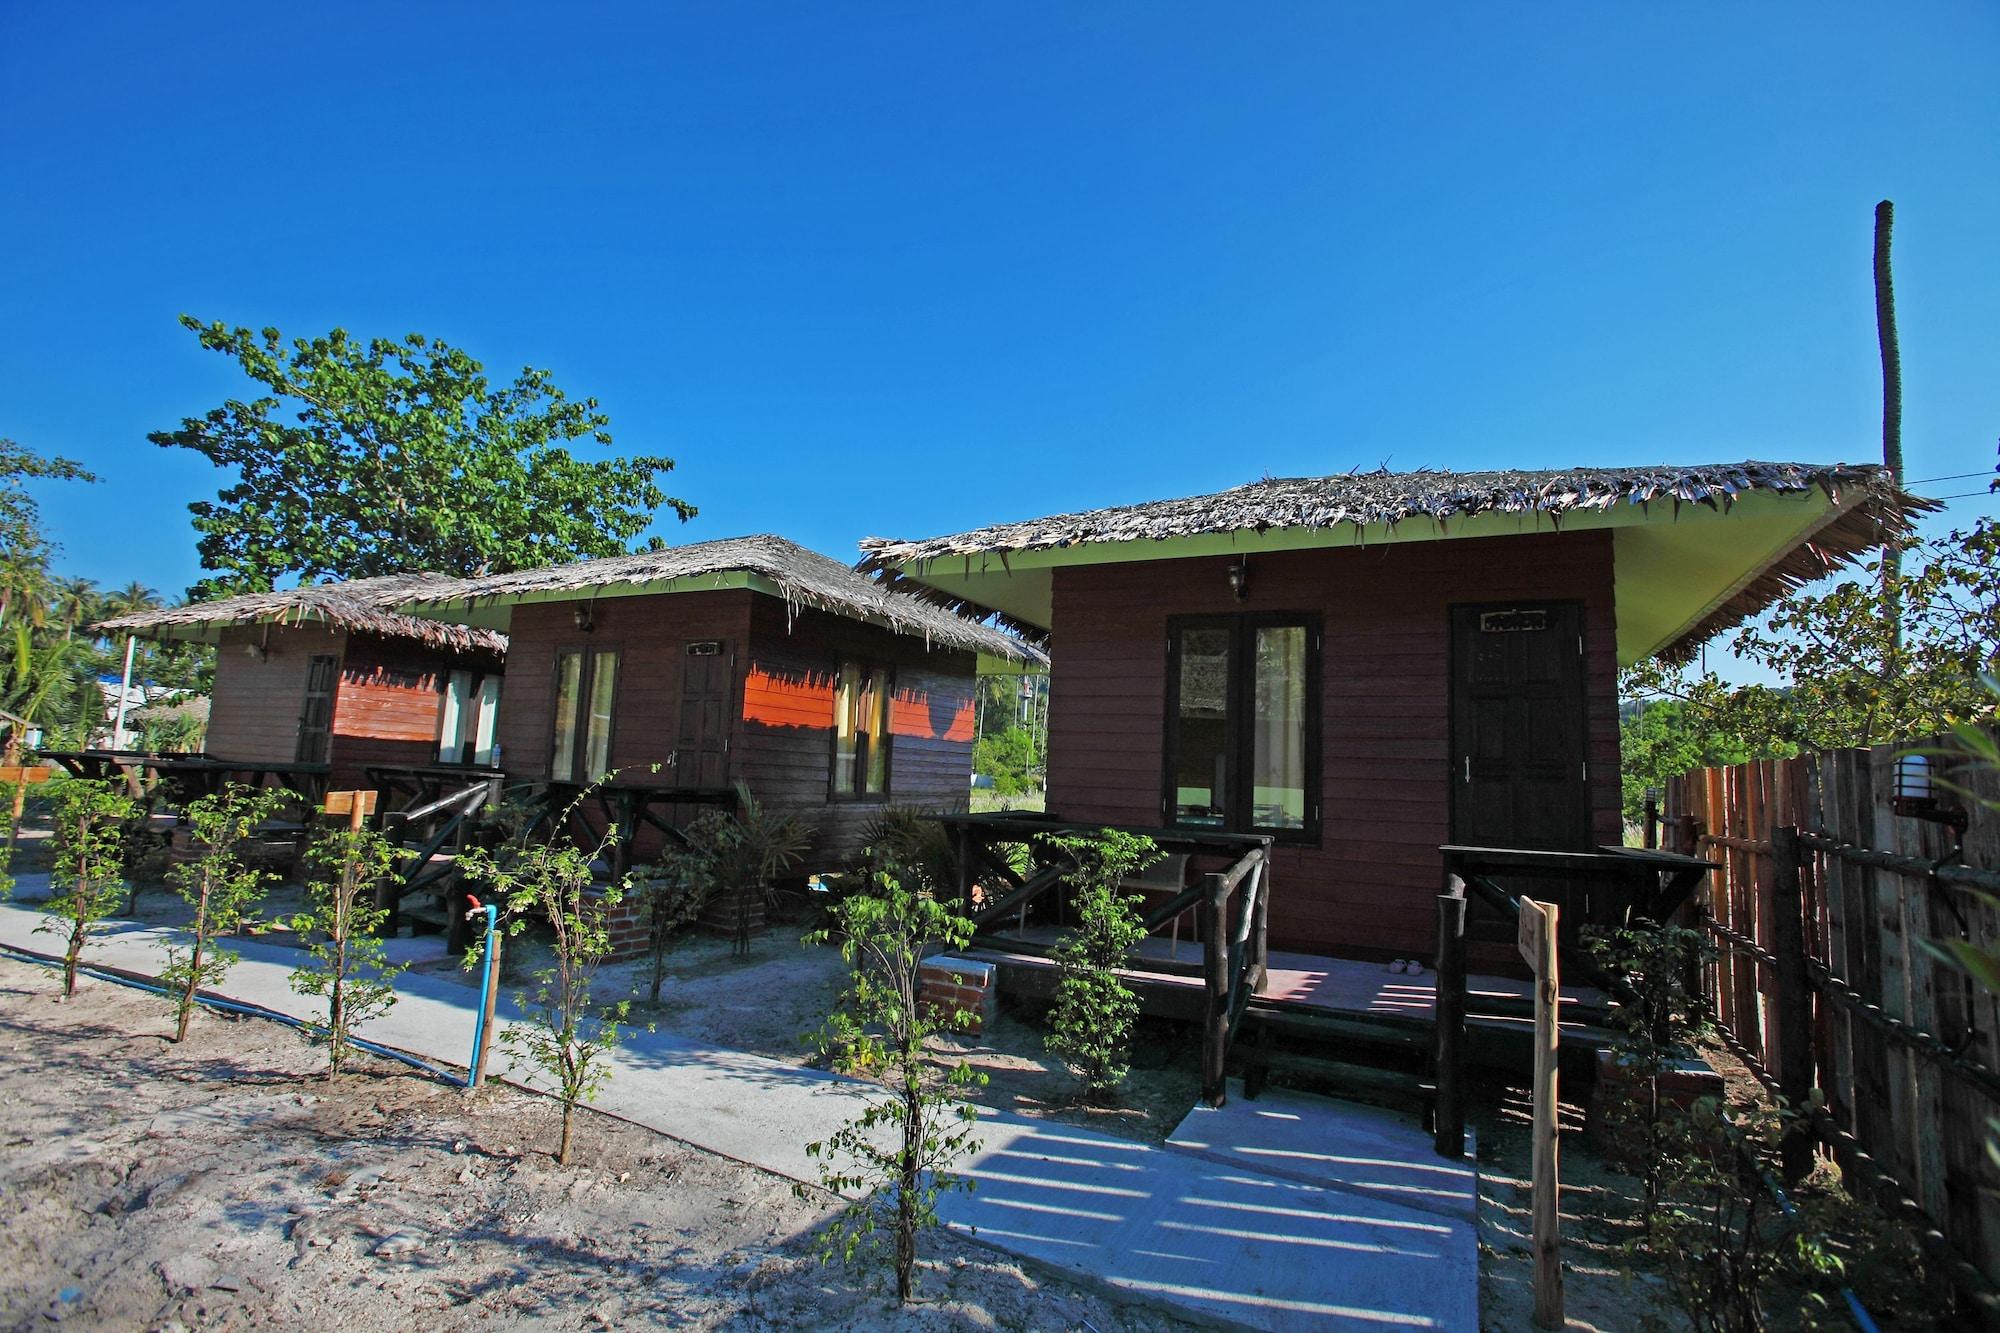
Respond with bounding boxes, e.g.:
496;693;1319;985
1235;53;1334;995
888;486;1857;669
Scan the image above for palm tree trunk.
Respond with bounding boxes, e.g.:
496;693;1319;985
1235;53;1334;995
1875;199;1903;670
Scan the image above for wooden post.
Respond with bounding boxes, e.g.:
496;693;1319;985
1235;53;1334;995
1434;873;1469;1158
1200;871;1230;1108
1643;794;1660;850
952;824;975;917
1772;824;1815;1184
321;790;384;930
1248;858;1270;993
0;766;51;857
1520;896;1564;1331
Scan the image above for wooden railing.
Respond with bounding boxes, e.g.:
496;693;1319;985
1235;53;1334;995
365;764;506;949
933;812;1272;1107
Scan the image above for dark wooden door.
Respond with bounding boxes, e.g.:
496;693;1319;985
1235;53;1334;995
296;654;338;765
673;640;733;787
1449;602;1588;850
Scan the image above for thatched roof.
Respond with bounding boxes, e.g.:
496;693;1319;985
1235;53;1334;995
858;461;1935;662
97;574;509;655
399;534;1046;665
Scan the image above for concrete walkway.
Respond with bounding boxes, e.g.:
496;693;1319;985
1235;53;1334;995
0;894;1476;1330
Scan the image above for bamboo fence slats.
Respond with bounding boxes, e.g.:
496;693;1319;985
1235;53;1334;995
1668;739;2000;1308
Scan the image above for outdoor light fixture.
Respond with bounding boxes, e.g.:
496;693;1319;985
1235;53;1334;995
1227;555;1250;602
572;602;594;633
1892;753;1968;833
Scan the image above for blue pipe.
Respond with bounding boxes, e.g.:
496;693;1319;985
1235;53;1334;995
0;939;465;1087
466;902;498;1084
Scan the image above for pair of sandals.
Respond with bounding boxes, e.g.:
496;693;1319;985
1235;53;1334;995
1386;958;1427;976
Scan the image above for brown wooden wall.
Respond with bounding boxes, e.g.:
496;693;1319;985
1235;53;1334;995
205;624;500;790
493;590;753;783
737;597;976;865
1044;531;1621;960
491;588;979;869
329;633;501;786
206;624;347;764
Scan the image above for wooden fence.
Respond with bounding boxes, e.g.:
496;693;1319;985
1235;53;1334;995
1664;745;2000;1316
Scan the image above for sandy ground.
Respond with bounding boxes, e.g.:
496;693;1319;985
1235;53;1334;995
610;924;1204;1145
0;956;1205;1332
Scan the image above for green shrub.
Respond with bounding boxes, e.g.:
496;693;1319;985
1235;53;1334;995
160;783;293;1041
1040;829;1157;1103
36;777;139;996
288;823;408;1075
801;874;985;1304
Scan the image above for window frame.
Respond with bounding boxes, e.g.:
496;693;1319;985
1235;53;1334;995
1161;612;1322;844
827;658;895;802
550;645;619;784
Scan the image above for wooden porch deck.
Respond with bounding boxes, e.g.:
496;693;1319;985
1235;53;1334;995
974;927;1606;1027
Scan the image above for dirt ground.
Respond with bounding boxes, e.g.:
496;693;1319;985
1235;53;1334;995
1472;1087;1683;1332
0;956;1204;1331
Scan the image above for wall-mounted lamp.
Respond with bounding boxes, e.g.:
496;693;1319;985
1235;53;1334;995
1893;753;1968;833
243;642;268;661
572;602;595;633
1227;555;1250;603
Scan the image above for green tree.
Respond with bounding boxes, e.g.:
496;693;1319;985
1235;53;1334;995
1624;508;2000;754
48;576;99;641
160;784;293;1042
458;788;638;1165
0;437;95;620
150;318;696;596
802;873;986;1305
1041;830;1157;1102
35;778;138;996
1619;701;1762;824
289;823;408;1074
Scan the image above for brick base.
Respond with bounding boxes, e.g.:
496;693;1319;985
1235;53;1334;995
698;885;768;939
589;883;651;963
1585;1046;1726;1164
919;955;999;1036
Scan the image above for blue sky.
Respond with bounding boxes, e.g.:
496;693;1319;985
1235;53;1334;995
3;3;1996;610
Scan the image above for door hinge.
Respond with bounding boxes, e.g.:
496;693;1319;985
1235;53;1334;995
1463;756;1471;783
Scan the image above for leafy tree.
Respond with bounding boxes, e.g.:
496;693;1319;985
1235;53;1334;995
48;576;99;641
973;727;1041;796
1040;830;1157;1102
35;778;138;996
458;787;638;1165
100;581;160;619
1620;701;1763;824
802;873;986;1305
289;822;409;1074
160;784;292;1042
150;318;696;596
0;438;95;620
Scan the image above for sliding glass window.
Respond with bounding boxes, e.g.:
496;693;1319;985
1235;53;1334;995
552;647;618;783
831;660;892;799
1164;615;1318;839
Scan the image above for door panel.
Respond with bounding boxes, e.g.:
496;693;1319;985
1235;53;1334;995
1449;602;1587;851
297;654;337;765
674;641;733;788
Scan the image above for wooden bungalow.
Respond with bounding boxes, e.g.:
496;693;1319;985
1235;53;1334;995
859;461;1933;966
96;575;507;792
396;534;1046;871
